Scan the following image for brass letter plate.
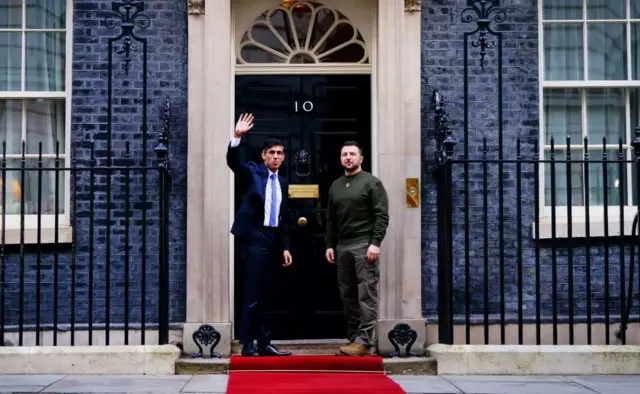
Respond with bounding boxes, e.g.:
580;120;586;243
288;184;319;199
406;178;419;208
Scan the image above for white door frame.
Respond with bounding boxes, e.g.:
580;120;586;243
183;0;424;357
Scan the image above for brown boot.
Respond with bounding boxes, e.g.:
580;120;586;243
339;342;369;356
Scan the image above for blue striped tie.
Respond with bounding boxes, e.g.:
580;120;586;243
269;173;277;227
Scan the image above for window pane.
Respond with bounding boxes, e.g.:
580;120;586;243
319;42;366;63
587;0;625;19
632;159;638;206
631;23;640;79
542;0;582;20
290;4;313;48
0;0;22;29
588;23;627;80
26;0;66;29
545;149;584;206
0;32;22;91
0;161;24;214
586;88;625;143
544;24;584;80
633;0;640;19
0;99;22;154
309;8;337;49
586;149;628;206
249;17;291;56
632;88;640;130
26;99;64;155
0;158;65;215
25;32;65;91
544;88;582;145
239;44;288;63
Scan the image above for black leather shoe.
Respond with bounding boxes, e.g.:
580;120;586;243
258;345;292;356
241;344;258;356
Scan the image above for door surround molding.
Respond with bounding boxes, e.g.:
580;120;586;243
184;0;424;356
234;64;371;75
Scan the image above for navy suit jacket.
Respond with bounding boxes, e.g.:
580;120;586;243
227;142;290;252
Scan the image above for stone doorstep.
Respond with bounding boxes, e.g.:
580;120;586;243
228;339;350;355
225;337;427;356
177;339;436;375
0;344;182;375
175;357;437;376
427;344;640;375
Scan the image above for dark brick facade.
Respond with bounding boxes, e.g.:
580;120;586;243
420;0;640;324
2;0;187;331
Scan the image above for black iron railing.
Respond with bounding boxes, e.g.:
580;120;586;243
0;0;175;347
0;101;171;347
434;92;640;345
433;0;640;346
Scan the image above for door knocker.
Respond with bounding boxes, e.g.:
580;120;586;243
294;150;311;178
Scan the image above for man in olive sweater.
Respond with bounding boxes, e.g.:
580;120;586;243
325;141;389;356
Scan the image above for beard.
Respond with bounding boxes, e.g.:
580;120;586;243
343;163;360;173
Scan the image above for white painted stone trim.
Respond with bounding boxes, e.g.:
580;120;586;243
0;226;72;244
235;64;371;75
0;345;181;375
534;217;640;239
428;344;640;375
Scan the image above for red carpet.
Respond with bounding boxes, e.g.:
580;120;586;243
226;355;406;394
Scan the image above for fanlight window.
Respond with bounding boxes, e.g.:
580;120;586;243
237;1;368;64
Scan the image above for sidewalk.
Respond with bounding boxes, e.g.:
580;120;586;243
1;374;638;393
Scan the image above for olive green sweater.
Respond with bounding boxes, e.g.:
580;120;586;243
325;170;389;248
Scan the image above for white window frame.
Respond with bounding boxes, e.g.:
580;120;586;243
536;0;640;239
0;0;72;243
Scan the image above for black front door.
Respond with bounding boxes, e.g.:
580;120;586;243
233;74;371;340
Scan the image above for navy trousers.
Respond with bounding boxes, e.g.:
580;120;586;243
239;227;280;347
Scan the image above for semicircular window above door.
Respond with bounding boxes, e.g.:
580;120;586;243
236;1;369;64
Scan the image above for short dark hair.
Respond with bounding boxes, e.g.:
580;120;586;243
341;140;362;155
263;138;284;152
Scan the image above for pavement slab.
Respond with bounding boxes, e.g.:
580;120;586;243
181;375;229;393
566;375;640;394
390;375;462;393
0;375;65;393
441;375;600;394
0;374;638;393
41;375;192;393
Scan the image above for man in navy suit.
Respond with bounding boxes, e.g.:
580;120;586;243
227;113;293;357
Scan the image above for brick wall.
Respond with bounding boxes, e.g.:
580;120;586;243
421;0;640;325
1;0;187;332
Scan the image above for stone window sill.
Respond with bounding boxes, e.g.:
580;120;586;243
0;226;73;245
533;213;639;239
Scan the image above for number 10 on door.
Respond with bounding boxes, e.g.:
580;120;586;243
294;101;314;112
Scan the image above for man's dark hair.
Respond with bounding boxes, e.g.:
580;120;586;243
341;140;362;155
263;138;284;152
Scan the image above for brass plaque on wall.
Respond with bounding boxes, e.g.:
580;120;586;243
288;184;319;199
406;178;419;208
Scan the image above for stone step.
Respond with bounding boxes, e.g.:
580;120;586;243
177;339;436;375
176;354;437;376
229;339;349;355
176;357;437;375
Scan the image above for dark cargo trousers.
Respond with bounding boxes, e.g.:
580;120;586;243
336;240;379;348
